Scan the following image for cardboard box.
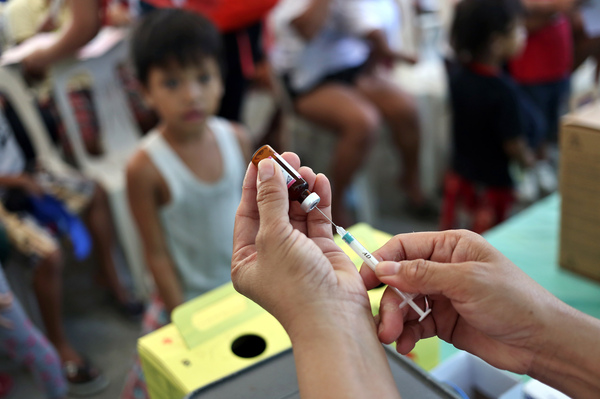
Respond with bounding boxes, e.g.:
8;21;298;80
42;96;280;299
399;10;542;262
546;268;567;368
138;224;440;399
431;351;522;399
559;102;600;282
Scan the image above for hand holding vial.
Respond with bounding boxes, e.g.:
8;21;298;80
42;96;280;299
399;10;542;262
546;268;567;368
232;150;600;399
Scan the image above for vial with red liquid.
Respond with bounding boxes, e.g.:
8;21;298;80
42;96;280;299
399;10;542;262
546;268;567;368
251;145;321;212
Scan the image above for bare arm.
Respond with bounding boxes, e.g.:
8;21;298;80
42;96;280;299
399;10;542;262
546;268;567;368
529;303;600;397
22;0;101;77
290;0;335;41
0;175;44;196
230;122;253;163
126;151;184;313
365;29;418;65
232;157;400;398
504;137;535;169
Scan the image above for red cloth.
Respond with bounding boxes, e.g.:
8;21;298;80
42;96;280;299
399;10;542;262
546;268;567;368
141;0;279;32
509;14;573;84
439;172;515;234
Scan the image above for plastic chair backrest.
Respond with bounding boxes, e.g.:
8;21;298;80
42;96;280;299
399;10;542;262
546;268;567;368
0;65;75;176
394;0;419;55
50;30;141;176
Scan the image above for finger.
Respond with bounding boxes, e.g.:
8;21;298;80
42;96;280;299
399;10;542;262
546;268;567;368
373;230;483;264
376;287;409;344
255;158;291;233
233;163;259;254
375;259;471;301
360;263;382;290
288;165;317;228
307;173;334;240
280;152;301;171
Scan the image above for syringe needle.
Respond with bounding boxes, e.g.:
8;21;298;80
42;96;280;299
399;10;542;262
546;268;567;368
315;207;337;228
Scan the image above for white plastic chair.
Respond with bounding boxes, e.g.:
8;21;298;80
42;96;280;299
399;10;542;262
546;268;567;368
392;0;451;198
0;64;67;326
50;30;152;300
0;65;75;177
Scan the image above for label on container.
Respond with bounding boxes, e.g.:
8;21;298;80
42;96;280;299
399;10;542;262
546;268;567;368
269;156;296;188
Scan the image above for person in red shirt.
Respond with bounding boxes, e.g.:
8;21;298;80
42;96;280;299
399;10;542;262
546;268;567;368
508;0;577;197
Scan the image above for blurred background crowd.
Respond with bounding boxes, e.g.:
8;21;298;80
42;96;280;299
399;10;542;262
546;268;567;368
0;0;598;397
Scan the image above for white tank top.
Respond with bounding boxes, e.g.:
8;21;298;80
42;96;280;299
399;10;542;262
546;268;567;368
141;117;244;301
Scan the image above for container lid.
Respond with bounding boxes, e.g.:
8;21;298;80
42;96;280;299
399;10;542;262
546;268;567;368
300;192;321;212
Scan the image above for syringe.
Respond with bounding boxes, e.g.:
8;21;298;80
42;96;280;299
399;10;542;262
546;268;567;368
315;208;431;322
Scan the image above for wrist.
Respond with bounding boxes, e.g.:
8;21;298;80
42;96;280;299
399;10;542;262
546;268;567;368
528;301;600;397
282;300;374;342
285;301;401;399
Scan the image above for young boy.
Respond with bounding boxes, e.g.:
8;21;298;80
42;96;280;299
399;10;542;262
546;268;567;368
123;9;251;397
440;0;538;233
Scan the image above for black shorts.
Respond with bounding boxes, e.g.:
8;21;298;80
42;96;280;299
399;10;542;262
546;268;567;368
282;62;368;100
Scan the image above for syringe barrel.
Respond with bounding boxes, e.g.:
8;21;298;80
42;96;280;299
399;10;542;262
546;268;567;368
345;236;379;271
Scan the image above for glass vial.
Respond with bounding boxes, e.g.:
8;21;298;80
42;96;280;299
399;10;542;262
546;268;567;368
251;145;321;212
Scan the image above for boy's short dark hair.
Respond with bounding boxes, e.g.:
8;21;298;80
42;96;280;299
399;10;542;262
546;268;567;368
450;0;524;62
130;9;224;86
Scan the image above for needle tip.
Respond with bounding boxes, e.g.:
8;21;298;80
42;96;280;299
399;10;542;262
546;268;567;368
315;207;337;228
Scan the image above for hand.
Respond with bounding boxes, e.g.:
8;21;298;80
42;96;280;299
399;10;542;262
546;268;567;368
231;154;372;334
232;155;400;398
22;49;50;81
360;229;562;375
17;175;44;197
394;51;419;65
37;15;58;33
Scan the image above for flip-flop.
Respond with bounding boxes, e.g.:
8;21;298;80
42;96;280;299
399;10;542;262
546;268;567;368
63;359;109;397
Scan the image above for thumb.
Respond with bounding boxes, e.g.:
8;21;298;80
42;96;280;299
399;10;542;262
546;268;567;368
375;259;467;298
256;158;290;229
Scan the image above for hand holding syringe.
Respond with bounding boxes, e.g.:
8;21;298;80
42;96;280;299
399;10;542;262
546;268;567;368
316;208;432;322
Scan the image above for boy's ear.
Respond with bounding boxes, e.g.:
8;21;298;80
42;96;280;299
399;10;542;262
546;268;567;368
141;86;155;109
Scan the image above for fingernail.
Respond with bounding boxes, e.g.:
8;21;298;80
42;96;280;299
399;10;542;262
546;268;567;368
258;159;275;182
376;262;400;276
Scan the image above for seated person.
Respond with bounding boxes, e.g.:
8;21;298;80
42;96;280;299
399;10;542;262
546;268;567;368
122;9;251;398
0;98;140;396
440;0;536;233
269;0;425;226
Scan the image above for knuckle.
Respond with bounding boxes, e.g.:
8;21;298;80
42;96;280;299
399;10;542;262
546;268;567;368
407;258;430;283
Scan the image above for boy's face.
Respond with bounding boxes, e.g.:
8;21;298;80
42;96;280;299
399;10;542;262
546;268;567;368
143;58;223;135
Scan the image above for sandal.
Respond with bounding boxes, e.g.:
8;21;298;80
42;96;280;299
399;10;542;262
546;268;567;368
63;359;109;397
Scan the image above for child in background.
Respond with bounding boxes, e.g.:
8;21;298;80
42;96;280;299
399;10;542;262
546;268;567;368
269;0;425;226
508;0;576;199
440;0;536;233
123;9;250;398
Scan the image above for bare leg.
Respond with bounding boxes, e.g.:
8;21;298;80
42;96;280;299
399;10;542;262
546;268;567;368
356;74;425;206
294;84;380;226
82;185;128;304
32;249;82;364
